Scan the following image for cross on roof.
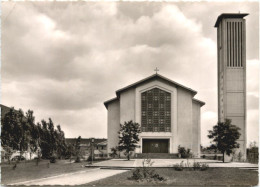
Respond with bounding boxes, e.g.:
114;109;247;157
154;67;159;74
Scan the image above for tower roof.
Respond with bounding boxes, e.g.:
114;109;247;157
214;13;249;27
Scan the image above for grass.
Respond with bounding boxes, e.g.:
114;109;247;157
87;167;258;186
1;159;97;185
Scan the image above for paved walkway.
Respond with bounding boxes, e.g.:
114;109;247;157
93;158;258;168
10;168;128;186
9;159;258;185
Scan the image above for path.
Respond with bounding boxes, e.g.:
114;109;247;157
10;168;128;186
93;158;258;168
9;159;258;185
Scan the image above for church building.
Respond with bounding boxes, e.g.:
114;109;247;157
104;73;205;157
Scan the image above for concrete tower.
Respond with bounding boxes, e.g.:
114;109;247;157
215;13;248;160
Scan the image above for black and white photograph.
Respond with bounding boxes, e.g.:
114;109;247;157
1;1;259;186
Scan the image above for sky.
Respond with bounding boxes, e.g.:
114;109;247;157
2;1;259;147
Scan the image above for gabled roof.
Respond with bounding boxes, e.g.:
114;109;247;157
104;97;118;109
192;98;206;106
214;13;249;27
116;73;197;96
104;74;199;109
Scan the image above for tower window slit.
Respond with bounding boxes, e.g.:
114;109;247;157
240;22;243;67
231;22;234;67
227;22;229;67
238;22;241;67
234;22;237;67
237;22;239;67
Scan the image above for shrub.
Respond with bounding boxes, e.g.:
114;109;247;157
193;161;209;171
200;163;209;171
109;147;118;158
173;161;184;171
193;161;201;170
132;168;143;180
49;156;56;163
178;146;192;158
173;161;209;171
75;156;81;163
129;158;166;182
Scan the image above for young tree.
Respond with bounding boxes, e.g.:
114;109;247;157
75;136;81;162
208;119;241;162
39;119;51;159
67;143;75;162
26;110;38;160
118;120;141;160
2;107;18;164
55;125;67;159
15;109;30;161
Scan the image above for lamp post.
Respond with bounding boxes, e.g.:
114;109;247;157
91;138;94;165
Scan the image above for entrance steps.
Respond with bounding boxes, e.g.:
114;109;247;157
135;153;179;159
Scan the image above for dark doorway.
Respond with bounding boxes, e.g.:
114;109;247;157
142;139;169;153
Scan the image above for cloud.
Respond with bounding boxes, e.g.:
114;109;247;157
2;2;258;144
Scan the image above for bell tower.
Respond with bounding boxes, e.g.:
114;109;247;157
215;13;248;159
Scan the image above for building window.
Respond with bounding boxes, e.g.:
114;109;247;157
141;88;171;132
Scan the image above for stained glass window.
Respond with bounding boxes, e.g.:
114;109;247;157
141;88;171;132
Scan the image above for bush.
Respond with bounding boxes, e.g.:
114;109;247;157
178;146;192;158
75;156;81;163
130;168;165;182
193;161;209;171
173;161;184;171
193;161;201;170
200;163;209;171
173;161;209;171
49;156;56;163
129;158;166;182
109;147;118;158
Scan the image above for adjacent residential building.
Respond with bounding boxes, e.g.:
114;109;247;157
65;138;107;158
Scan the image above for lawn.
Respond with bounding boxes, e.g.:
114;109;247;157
87;167;258;186
1;159;94;185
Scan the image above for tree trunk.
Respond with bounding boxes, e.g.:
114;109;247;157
223;152;225;163
127;150;130;160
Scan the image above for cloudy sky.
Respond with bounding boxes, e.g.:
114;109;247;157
2;1;259;146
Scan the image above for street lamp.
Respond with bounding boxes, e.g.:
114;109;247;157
91;138;94;164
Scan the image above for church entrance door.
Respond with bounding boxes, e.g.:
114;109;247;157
142;139;169;153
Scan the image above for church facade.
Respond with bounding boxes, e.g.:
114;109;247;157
104;74;205;157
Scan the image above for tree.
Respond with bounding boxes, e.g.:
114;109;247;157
75;136;81;162
1;107;18;164
109;146;119;158
118;120;141;160
208;119;241;162
26;110;38;160
17;109;30;161
55;125;67;159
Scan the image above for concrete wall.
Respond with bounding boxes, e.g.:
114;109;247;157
192;101;201;157
135;79;178;153
106;79;203;156
120;88;136;124
217;17;247;160
107;100;120;155
177;88;193;150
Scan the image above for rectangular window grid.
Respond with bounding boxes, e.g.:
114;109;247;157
141;88;171;132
